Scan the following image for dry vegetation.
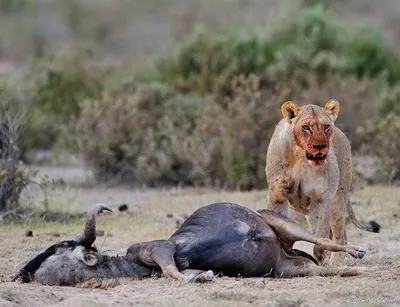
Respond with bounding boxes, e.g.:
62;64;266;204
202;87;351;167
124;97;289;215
0;165;399;307
2;0;400;188
1;0;400;306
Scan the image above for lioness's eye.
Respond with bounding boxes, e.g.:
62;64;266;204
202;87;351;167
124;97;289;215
324;124;331;130
302;125;310;131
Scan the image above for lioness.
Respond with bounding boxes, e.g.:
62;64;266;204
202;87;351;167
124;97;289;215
265;99;379;266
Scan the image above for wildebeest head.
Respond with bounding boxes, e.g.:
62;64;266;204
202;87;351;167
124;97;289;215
12;203;153;287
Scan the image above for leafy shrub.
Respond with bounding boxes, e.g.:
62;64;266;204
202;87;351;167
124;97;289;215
378;84;400;116
75;83;227;186
75;69;385;189
302;0;334;7
143;6;400;97
21;58;103;153
0;0;26;14
0;102;36;212
341;28;400;85
74;83;199;185
14;4;400;188
356;114;400;183
209;75;281;189
133;5;400;190
0;83;29;155
0;57;104;160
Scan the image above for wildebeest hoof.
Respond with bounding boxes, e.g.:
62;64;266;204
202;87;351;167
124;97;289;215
184;274;196;283
204;270;214;281
195;270;214;282
356;246;368;259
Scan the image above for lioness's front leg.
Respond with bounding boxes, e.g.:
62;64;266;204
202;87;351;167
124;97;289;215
308;191;332;265
266;193;288;216
329;194;347;266
266;172;295;216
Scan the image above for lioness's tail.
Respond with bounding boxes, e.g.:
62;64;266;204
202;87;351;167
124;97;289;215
346;199;380;233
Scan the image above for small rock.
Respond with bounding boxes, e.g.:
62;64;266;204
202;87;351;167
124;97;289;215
166;213;173;218
25;230;33;237
118;204;129;212
254;280;265;289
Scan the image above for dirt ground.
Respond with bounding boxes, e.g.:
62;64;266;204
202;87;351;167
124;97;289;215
0;165;399;307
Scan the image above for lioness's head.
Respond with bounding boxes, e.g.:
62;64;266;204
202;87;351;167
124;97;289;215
281;99;339;167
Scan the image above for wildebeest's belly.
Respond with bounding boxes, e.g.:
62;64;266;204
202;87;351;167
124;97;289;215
170;202;281;277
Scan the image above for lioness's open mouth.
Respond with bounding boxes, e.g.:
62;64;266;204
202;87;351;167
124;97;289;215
306;152;327;161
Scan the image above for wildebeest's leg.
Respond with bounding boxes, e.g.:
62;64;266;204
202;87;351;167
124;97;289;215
275;257;366;278
148;244;189;281
180;269;214;282
128;241;214;282
149;243;213;282
257;209;367;259
151;247;214;282
128;241;187;281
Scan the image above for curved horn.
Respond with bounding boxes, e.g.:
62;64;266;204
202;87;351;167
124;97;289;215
73;203;113;247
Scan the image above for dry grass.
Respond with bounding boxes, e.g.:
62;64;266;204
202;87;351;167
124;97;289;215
0;165;399;306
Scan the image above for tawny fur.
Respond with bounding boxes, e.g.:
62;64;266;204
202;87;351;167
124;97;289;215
265;100;379;266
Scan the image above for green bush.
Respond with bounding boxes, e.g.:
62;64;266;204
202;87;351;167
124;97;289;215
131;5;400;188
209;75;280;189
75;70;385;189
11;4;400;188
18;59;103;154
356;114;400;183
75;83;214;186
0;0;26;14
341;28;400;85
143;6;400;96
0;102;36;212
378;84;400;116
0;83;28;154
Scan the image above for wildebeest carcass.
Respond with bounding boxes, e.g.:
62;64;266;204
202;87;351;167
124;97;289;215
12;202;368;288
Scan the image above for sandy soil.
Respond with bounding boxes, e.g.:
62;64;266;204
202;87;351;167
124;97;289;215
0;166;399;307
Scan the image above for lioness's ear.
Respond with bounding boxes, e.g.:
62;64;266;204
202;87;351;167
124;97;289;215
281;101;300;123
325;99;339;122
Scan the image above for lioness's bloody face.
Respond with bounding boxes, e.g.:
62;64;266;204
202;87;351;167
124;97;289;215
293;114;333;166
281;100;339;167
